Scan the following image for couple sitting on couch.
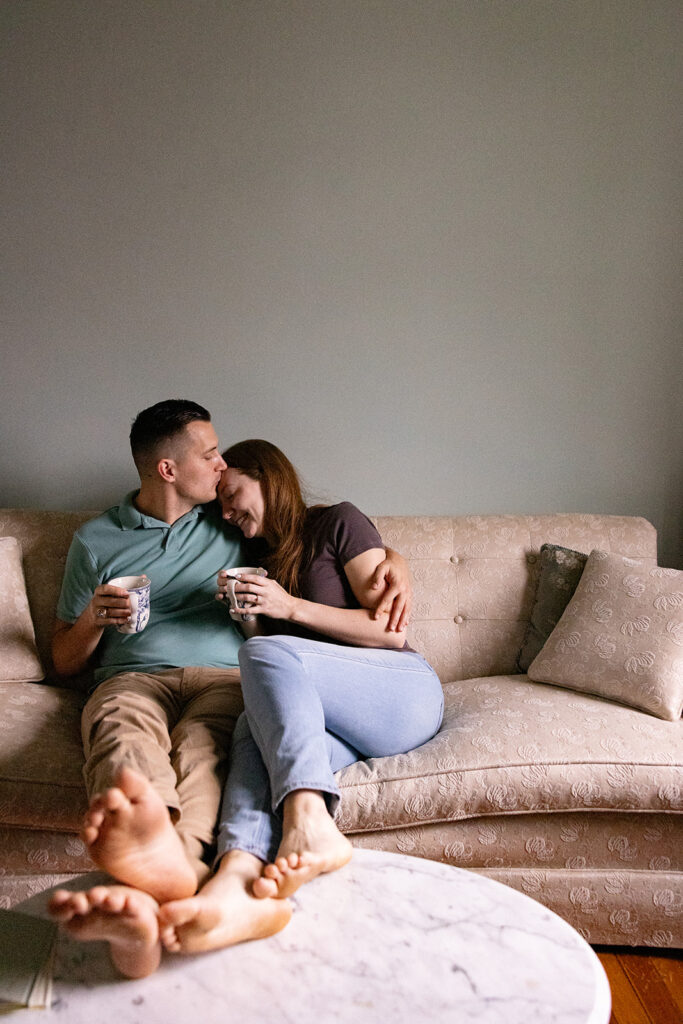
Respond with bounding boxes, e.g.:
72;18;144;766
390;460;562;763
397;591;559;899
49;399;443;978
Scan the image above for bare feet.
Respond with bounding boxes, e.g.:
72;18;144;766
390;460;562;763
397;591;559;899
158;850;292;954
252;789;353;900
82;766;197;902
48;885;161;979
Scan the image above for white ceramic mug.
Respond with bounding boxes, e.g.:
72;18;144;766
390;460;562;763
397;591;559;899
220;566;267;621
108;575;151;634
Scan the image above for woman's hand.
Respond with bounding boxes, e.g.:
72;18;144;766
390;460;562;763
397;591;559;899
219;572;298;621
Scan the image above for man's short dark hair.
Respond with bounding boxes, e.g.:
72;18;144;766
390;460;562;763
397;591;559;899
130;399;211;474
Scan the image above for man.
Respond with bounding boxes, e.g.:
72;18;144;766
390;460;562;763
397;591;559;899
52;400;248;901
49;399;410;977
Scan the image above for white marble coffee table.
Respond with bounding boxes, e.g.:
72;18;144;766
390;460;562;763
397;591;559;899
11;850;610;1023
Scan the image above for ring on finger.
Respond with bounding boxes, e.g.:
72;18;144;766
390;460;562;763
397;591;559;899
97;607;107;619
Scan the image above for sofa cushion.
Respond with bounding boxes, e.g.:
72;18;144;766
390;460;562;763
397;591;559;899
528;551;683;720
0;827;92;876
516;544;587;672
0;539;44;683
350;810;682;874
336;675;683;835
0;509;98;683
0;682;87;831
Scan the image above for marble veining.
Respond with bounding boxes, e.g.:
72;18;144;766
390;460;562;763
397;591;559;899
9;850;610;1023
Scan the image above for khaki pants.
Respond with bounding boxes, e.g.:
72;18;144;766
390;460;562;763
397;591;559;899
81;667;243;881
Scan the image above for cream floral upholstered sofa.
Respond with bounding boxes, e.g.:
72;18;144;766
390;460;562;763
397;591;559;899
1;508;681;948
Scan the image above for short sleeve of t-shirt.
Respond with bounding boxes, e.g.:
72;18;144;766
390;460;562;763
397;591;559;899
321;501;383;566
296;502;384;610
55;500;246;684
57;535;99;622
267;501;413;652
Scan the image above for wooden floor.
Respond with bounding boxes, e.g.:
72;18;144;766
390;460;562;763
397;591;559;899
593;947;682;1024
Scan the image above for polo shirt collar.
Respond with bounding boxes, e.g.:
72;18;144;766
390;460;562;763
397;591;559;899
117;491;205;531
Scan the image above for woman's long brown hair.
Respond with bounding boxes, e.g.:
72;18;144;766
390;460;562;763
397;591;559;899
221;439;308;596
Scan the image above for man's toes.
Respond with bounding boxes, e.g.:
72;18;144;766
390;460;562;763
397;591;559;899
121;892;142;915
114;766;149;803
101;787;128;813
81;810;105;842
81;824;100;846
86;886;111;908
101;890;128;914
68;892;91;916
49;891;76;919
84;803;106;829
124;890;158;919
87;791;105;811
49;889;71;909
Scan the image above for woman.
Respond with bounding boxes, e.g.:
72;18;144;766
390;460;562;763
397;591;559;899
158;440;443;954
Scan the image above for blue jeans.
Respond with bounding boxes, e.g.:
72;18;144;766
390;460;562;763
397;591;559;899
215;635;444;864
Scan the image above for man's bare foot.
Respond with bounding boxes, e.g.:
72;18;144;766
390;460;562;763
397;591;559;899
82;766;197;902
48;885;161;978
252;789;353;900
158;850;292;954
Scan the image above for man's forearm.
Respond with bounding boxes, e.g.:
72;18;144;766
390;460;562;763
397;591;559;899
52;614;103;676
53;582;133;676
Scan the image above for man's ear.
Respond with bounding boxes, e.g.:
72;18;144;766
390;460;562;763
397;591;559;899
157;458;177;483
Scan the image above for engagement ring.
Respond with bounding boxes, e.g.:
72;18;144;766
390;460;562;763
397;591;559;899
97;608;107;618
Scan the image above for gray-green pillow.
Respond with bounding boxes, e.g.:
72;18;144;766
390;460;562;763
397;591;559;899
516;544;587;672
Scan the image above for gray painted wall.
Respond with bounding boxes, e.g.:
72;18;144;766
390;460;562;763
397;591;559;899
2;1;681;566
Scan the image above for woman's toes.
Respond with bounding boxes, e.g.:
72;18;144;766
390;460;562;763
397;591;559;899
159;925;181;952
274;856;295;876
158;897;200;931
252;876;279;899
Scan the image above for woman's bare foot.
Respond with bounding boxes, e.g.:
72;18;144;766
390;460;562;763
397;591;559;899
48;885;161;978
252;789;353;900
82;766;197;902
158;850;292;954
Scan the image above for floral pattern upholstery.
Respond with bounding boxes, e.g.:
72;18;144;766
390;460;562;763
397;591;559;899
0;538;44;682
0;508;680;947
528;551;683;720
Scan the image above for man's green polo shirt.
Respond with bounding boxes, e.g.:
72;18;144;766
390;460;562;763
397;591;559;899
57;492;246;684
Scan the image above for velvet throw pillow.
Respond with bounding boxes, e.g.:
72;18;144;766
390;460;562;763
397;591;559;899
0;537;44;682
516;544;588;672
528;550;683;720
